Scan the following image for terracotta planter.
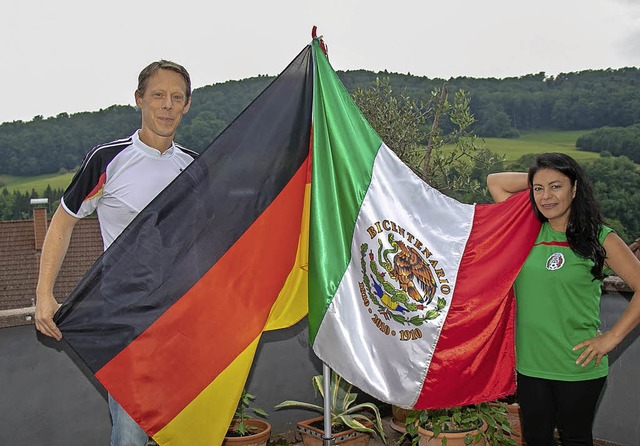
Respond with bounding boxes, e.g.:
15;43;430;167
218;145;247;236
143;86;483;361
297;416;372;446
417;423;486;446
504;404;526;446
390;405;411;433
223;419;271;446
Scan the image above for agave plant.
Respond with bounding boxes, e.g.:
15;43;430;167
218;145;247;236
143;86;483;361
275;370;387;443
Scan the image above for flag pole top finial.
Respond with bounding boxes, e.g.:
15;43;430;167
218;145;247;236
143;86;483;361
311;25;328;56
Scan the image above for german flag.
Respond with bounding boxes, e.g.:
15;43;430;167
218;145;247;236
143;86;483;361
55;45;314;445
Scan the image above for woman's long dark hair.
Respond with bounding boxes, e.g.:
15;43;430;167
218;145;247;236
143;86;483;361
528;153;607;280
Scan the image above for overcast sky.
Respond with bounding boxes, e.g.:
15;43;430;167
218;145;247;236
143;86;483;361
1;0;639;124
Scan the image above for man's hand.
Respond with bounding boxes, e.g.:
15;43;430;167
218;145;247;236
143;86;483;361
35;293;62;341
34;207;78;341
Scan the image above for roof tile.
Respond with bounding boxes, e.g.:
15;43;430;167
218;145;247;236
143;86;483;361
0;217;102;327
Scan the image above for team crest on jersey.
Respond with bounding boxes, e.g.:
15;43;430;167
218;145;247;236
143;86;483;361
358;220;452;342
546;252;565;271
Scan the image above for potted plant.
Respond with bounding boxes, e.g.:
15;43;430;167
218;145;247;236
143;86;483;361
404;401;516;446
275;370;387;446
390;405;412;433
224;389;271;446
496;395;525;445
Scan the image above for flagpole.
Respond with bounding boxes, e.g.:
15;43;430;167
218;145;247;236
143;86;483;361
322;362;335;445
314;27;334;446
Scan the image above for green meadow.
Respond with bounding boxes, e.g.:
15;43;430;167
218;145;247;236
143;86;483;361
481;130;598;162
0;130;599;195
0;172;76;194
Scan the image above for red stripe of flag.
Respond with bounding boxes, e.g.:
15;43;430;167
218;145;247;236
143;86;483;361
416;191;540;408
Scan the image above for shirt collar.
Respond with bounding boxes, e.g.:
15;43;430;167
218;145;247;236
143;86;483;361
132;130;175;157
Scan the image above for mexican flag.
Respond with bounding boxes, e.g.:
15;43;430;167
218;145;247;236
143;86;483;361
308;38;540;409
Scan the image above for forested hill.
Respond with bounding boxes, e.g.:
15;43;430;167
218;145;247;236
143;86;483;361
1;67;639;176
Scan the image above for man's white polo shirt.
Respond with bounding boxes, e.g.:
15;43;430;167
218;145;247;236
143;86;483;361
61;130;197;249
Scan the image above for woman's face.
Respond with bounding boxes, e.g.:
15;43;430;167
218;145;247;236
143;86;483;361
531;168;576;231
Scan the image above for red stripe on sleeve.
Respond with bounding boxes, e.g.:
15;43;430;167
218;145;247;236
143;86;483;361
84;172;107;202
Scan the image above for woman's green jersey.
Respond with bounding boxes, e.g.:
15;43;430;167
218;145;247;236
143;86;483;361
514;222;612;381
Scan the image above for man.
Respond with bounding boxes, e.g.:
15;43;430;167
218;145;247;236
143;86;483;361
35;60;197;446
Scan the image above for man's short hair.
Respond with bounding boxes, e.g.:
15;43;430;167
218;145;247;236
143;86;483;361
136;60;191;101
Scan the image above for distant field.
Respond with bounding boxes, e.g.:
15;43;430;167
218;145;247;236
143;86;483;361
0;172;75;194
481;130;599;162
0;130;602;195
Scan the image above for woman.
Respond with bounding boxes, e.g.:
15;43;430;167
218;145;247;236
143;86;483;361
487;153;640;446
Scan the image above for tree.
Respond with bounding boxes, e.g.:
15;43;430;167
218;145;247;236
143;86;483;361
351;78;503;203
583;156;640;243
0;188;15;220
576;124;640;163
476;103;518;138
177;111;227;151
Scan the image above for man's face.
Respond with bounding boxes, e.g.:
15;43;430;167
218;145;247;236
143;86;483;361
135;69;191;150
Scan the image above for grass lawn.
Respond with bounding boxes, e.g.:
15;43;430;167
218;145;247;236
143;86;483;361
481;130;600;162
0;172;75;194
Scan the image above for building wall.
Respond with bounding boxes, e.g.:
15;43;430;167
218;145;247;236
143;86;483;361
1;293;638;445
0;324;111;444
593;291;640;444
0;319;322;445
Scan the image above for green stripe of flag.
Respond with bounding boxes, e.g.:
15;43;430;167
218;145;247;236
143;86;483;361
308;40;383;342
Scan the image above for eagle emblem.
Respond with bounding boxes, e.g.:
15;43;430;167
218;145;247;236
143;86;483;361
378;233;437;305
546;252;565;271
359;232;448;328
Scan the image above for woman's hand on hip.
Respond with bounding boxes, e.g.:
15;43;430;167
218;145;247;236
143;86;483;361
573;330;621;367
